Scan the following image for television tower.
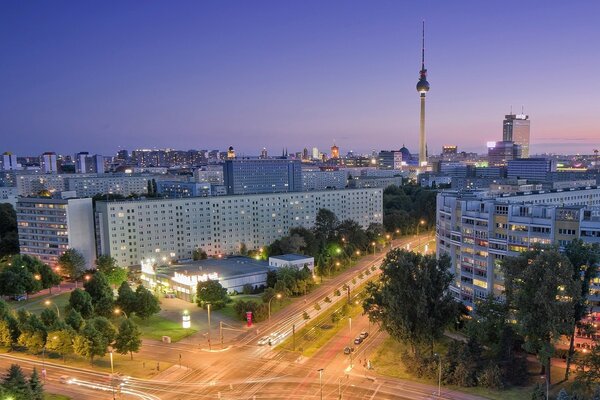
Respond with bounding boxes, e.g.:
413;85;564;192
416;21;430;167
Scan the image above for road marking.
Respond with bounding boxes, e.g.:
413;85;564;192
368;382;382;399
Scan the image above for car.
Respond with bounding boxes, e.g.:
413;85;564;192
359;331;369;339
354;337;363;345
11;294;26;301
258;336;270;346
59;375;73;384
343;346;355;355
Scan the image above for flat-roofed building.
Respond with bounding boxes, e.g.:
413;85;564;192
96;188;383;267
17;197;96;268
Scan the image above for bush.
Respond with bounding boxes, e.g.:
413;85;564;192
242;284;253;295
352;278;357;285
233;300;268;322
303;311;310;320
365;268;371;275
334;289;341;297
358;273;364;279
479;364;504;389
314;303;321;311
324;296;332;303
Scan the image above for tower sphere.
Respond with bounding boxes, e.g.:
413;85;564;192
416;79;430;93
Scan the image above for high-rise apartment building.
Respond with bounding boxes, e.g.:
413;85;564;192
436;186;600;306
95;188;383;267
42;152;58;174
17;197;96;268
507;158;555;181
503;114;531;158
2;152;21;171
76;152;105;174
224;159;302;195
330;144;340;159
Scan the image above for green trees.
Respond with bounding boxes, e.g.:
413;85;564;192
382;184;436;233
46;329;73;362
58;248;86;282
28;368;44;400
134;285;160;319
1;364;34;399
116;281;137;316
363;249;460;356
192;248;208;260
73;323;108;365
563;239;600;379
196;280;229;309
114;318;142;359
95;255;128;288
503;247;580;388
68;289;94;319
0;255;61;297
83;271;114;317
0;203;19;257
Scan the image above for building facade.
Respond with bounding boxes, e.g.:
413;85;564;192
17;197;96;269
507;158;555;181
224;159;302;195
96;188;383;267
436;186;600;306
66;175;151;197
503;114;531;158
301;169;348;191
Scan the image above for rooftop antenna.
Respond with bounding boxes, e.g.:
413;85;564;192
521;105;524;114
510;105;513;115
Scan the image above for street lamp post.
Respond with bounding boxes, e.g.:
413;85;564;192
434;353;441;397
417;219;426;249
44;300;60;318
268;293;282;322
114;308;128;319
207;303;212;350
371;242;376;254
317;368;324;400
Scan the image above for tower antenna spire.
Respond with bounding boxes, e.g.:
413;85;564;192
421;20;425;73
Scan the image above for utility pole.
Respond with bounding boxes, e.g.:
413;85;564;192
318;368;324;400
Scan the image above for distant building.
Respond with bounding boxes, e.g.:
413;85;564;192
442;145;458;155
301;168;348;191
311;147;320;160
156;181;207;198
194;165;224;185
260;148;268;159
0;187;18;207
488;141;522;167
507;158;555;181
17;197;96;269
2;153;21;171
349;175;404;189
66;175;151;197
42;152;58;174
75;152;105;174
227;146;236;159
378;151;403;170
224;159;302;195
330;144;340;159
503;114;531;158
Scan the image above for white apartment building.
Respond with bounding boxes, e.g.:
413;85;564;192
17;197;96;268
301;169;348;191
436;186;600;306
15;173;92;196
96;188;383;267
66;175;151;197
0;187;18;207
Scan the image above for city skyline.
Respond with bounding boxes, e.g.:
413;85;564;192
2;1;600;155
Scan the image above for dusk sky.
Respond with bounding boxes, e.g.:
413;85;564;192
1;1;599;156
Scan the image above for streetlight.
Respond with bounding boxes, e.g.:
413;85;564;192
268;293;282;322
44;300;60;318
114;308;128;319
317;368;324;400
207;303;212;350
371;242;376;254
417;219;426;248
434;353;441;397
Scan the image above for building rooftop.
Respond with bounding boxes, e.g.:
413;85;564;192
156;256;270;279
269;253;313;262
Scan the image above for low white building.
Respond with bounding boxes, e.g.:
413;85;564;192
268;254;314;271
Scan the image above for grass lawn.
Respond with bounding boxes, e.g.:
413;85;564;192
371;337;573;400
9;292;71;315
278;294;363;357
132;314;197;342
45;394;71;400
